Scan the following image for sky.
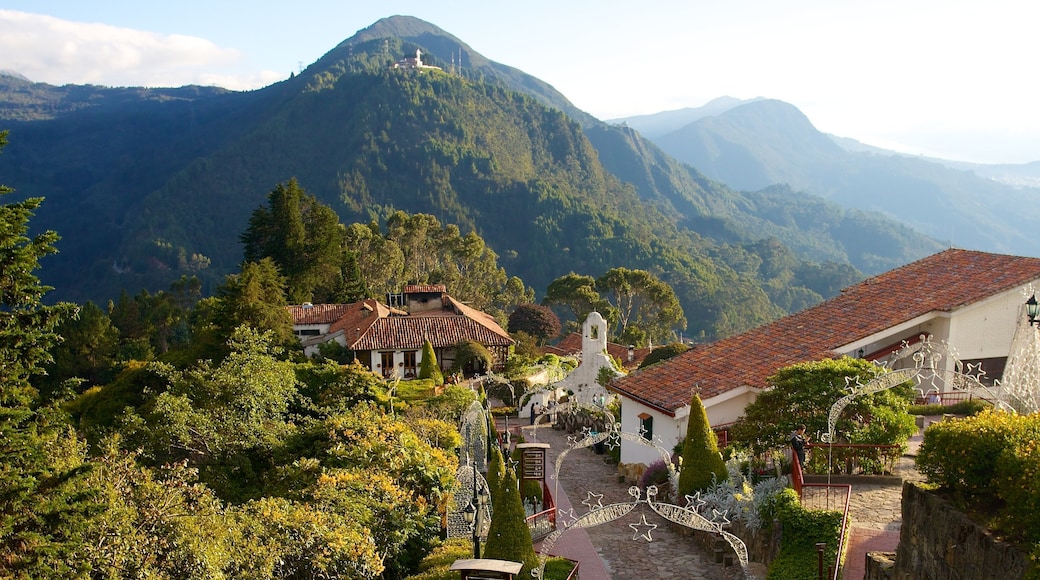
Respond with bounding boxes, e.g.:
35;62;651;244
3;1;1040;164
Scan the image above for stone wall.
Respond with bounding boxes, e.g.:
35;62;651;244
894;482;1031;579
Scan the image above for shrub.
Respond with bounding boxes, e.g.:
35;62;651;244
677;394;728;497
638;342;689;369
915;410;1026;499
451;340;493;375
638;458;671;490
907;398;991;417
766;488;845;579
418;340;443;385
404;537;472;580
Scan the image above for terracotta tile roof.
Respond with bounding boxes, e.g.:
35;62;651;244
287;303;356;324
611;249;1040;415
352;313;513;350
289;295;513;351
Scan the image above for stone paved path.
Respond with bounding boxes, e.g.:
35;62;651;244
520;423;761;580
507;419;927;580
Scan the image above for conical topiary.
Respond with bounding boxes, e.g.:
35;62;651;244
481;452;539;575
418;339;444;385
677;393;728;498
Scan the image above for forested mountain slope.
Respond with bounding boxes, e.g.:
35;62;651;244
637;98;1040;257
0;16;942;339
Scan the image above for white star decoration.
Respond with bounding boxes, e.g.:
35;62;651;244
556;507;578;526
629;514;658;542
684;493;707;511
582;491;604;511
711;508;731;526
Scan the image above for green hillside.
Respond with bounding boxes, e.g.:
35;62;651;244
0;16;940;340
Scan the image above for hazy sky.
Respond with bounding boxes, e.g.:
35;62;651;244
3;1;1039;164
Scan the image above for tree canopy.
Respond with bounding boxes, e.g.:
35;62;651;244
729;357;917;454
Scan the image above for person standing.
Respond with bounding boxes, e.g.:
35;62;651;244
790;424;809;467
530;401;542;425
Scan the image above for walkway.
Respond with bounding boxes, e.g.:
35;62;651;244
504;419;928;579
516;422;757;580
838;422;928;580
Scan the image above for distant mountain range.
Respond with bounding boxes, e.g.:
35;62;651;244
0;16;951;340
610;98;1040;256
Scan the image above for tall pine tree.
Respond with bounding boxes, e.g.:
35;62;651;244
0;130;95;576
676;393;728;497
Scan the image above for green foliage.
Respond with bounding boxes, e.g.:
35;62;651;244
407;383;478;424
916;410;1040;502
118;326;299;500
729;357;915;454
66;361;159;436
405;537;473;580
766;488;845;579
212;259;296;350
231;495;383;579
677;394;728;496
37;300;120;398
0;138;93;575
914;411;1040;565
542;273;613;333
79;441;235;579
596;267;686;346
482;451;539;575
638;342;690;369
294;359;384;414
907;398;990;417
452;340;494;375
418;339;444;385
241;178;357;304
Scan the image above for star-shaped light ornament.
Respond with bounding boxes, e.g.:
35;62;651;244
556;507;578;527
629;514;658;542
581;491;604;511
684;492;707;511
711;508;731;526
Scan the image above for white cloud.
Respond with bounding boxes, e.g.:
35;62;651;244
0;10;261;89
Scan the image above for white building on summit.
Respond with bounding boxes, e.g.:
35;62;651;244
392;48;442;71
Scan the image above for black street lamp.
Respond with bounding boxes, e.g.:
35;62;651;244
1027;294;1040;327
462;424;491;558
462;469;491;558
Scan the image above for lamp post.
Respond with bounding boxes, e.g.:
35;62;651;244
462;425;491;558
1027;294;1040;327
462;465;490;557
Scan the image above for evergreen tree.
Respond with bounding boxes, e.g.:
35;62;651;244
241;179;345;304
0;130;93;576
481;453;539;575
418;339;444;384
677;394;728;497
213;258;295;348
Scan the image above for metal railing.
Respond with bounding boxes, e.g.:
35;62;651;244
805;443;902;475
800;482;852;580
526;481;557;541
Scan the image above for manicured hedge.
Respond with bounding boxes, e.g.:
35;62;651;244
916;410;1040;568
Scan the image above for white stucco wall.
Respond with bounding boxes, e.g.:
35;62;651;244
947;287;1032;361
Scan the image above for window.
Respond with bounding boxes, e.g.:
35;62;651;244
403;351;417;378
638;413;653;441
380;352;394;377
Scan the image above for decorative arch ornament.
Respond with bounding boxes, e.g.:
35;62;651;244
531;403;755;579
